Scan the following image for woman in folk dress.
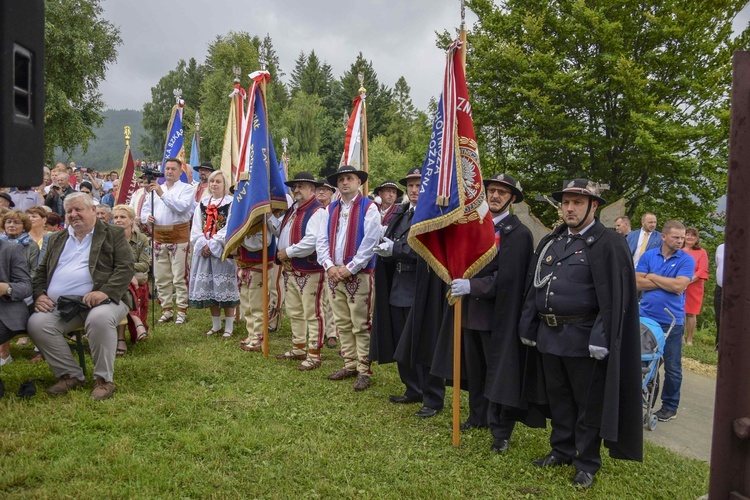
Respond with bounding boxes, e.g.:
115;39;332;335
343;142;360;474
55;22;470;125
189;171;239;338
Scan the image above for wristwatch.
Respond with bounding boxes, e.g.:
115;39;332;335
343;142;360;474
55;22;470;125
5;285;12;296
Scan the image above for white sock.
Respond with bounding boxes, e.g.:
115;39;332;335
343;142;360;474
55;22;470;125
224;316;234;332
212;316;221;331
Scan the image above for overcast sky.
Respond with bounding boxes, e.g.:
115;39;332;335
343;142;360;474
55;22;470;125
98;0;477;112
99;1;750;114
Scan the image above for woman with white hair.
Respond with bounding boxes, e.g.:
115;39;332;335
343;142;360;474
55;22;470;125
189;170;239;338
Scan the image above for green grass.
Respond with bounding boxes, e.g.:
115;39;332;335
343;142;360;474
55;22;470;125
682;326;718;366
0;308;709;498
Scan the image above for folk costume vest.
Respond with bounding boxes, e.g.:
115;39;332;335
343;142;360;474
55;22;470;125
278;196;324;273
328;194;376;273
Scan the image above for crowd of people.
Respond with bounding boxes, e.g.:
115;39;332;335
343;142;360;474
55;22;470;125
0;159;724;489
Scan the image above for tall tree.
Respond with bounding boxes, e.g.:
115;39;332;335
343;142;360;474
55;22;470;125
334;52;394;139
385;76;431;167
289;51;307;95
465;0;749;230
44;0;121;161
197;31;287;165
140;58;205;159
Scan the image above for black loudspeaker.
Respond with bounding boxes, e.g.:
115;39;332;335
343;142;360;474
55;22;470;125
0;0;44;189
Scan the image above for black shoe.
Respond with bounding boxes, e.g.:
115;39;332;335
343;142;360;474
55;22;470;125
532;453;571;467
654;407;677;422
414;406;441;418
572;470;595;488
389;394;422;404
450;421;487;431
490;438;509;454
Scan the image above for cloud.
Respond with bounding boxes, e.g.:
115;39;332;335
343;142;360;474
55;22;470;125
99;0;476;111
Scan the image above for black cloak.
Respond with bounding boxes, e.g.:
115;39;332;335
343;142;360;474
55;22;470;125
518;219;643;461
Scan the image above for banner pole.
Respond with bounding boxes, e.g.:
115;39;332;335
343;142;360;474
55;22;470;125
450;0;469;449
259;53;271;358
452;298;463;446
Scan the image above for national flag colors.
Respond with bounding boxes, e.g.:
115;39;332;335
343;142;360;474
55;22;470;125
223;71;288;259
341;95;363;168
116;141;137;205
407;39;496;288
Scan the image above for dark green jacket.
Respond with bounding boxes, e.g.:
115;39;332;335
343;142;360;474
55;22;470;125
32;220;135;308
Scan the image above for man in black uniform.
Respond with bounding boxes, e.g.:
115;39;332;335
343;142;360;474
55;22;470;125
372;167;445;418
442;174;535;452
518;179;642;489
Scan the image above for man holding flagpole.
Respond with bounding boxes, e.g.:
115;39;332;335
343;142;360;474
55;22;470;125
141;158;195;325
316;165;380;391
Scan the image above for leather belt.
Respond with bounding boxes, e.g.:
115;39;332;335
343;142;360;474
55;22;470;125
153;221;190;244
538;312;597;327
395;261;416;273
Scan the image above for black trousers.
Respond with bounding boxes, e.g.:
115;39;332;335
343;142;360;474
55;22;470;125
463;329;516;439
541;353;606;474
391;305;445;410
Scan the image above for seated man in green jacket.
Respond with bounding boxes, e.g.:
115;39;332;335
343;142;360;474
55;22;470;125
28;192;134;401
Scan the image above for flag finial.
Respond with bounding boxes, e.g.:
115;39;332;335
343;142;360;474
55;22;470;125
124;126;131;147
258;42;269;71
233;65;241;83
173;87;182;105
358;71;366;96
282;137;288;154
195;111;200;132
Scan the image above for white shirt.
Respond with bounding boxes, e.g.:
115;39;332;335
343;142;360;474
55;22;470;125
190;195;232;258
47;226;95;302
633;229;651;268
492;211;510;226
316;193;381;274
277;201;326;259
140;181;195;225
716;244;725;287
240;215;280;252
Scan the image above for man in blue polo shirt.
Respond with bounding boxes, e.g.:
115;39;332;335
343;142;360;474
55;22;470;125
635;220;694;422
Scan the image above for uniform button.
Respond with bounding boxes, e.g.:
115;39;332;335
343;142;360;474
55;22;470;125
548;308;553;312
556;262;561;266
549;292;555;296
552;276;557;280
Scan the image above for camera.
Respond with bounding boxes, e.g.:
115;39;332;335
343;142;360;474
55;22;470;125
140;165;164;182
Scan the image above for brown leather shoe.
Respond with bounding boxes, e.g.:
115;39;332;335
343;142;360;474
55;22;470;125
325;337;338;349
90;376;116;401
327;368;357;380
353;374;371;391
46;374;86;395
275;350;306;360
240;342;263;352
298;359;322;371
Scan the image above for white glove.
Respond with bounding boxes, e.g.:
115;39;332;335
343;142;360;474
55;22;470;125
450;279;471;296
589;345;609;360
373;237;394;257
520;337;537;347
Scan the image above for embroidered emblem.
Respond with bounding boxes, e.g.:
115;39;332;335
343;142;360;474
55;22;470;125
545;255;552;263
294;273;310;293
343;275;362;302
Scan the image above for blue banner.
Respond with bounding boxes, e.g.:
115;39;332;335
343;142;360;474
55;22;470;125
190;131;201;183
223;88;288;259
161;104;188;183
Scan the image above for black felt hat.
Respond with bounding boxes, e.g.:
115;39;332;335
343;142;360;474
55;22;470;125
197;162;215;171
551;179;606;205
483;173;524;204
373;180;404;198
326;165;368;186
398;167;422;187
284;171;322;188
